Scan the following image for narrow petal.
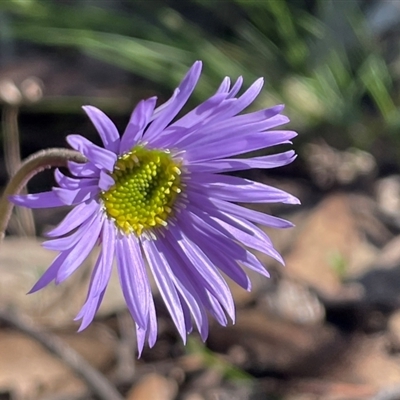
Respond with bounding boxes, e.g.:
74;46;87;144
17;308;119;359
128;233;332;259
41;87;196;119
215;77;231;94
142;238;187;342
155;238;209;339
167;92;227;131
187;189;271;242
189;150;297;173
176;105;286;150
68;161;100;178
143;61;202;143
53;185;99;206
211;197;294;229
221;78;264;118
82;106;120;153
54;168;98;190
161;231;222;338
73;221;115;331
178;209;251;290
116;234;150;329
184;113;289;150
185;130;297;162
136;293;158;357
75;252;106;331
98;170;115;191
155;96;234;149
190;173;300;204
214;216;282;266
180;296;194;334
45;200;99;238
83;218;115;298
28;251;68;293
227;76;243;98
167;225;235;322
43;209;99;251
67;135;117;171
55;214;104;284
146;295;158;348
76;288;106;332
186;203;272;270
187;191;294;229
120;97;157;154
10;191;65;208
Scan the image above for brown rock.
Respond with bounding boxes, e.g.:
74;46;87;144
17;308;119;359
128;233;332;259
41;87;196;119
126;373;177;400
0;326;115;399
0;237;127;328
283;193;362;296
207;309;341;375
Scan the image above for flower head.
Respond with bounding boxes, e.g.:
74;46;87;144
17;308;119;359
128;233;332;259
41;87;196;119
11;61;299;355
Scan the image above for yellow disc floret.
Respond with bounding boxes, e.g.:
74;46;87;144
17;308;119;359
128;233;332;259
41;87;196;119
100;146;182;236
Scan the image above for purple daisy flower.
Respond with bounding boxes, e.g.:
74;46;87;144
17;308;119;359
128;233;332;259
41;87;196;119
11;61;299;355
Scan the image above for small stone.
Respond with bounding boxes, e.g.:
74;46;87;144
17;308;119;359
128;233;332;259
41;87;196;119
126;373;177;400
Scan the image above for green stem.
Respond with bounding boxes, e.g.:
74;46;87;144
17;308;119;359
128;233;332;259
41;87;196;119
0;148;87;242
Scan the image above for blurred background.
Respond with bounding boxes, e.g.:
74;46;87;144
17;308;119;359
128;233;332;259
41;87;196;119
2;0;400;399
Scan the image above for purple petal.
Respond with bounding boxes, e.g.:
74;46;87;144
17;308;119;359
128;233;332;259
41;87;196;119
53;185;99;206
154;238;209;340
215;77;231;94
227;76;243;98
184;111;288;150
75;284;106;331
175;105;286;150
190;173;300;204
180;297;194;335
86;219;115;298
10;191;65;208
45;200;99;238
68;161;100;178
43;209;99;251
178;209;251;290
82;106;120;153
142;238;187;342
98;170;114;191
212;197;294;229
143;61;202;144
75;220;115;331
155;96;234;149
220;78;264;119
116;234;150;329
163;228;232;327
186;191;294;229
186;203;273;271
54;168;98;190
55;214;104;284
67;135;117;171
28;251;68;293
208;293;228;326
120;97;157;154
136;293;158;356
189;150;297;173
167;92;227;131
167;225;235;322
185;130;297;162
146;295;158;348
214;210;282;256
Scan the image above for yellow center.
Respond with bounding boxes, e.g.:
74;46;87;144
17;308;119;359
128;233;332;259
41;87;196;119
100;146;182;236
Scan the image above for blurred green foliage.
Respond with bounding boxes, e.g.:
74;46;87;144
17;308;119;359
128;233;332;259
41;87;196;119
1;0;400;154
187;337;253;381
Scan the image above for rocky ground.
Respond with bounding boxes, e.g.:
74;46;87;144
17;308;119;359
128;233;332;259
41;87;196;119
1;140;400;400
1;50;400;400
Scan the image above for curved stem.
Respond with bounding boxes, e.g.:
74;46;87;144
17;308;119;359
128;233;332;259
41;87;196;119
0;148;87;242
3;104;36;236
